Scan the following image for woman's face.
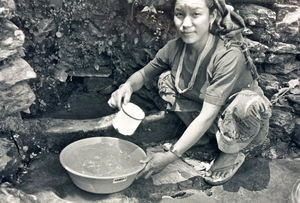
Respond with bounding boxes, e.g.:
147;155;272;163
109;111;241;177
174;0;213;45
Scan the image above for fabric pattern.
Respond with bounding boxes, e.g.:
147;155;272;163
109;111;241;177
158;71;272;153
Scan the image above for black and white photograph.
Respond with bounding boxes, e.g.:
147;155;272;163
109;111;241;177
0;0;299;202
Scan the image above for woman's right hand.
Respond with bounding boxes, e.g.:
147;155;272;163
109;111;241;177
108;83;133;109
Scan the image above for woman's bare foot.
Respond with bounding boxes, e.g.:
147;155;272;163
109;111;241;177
204;152;245;185
209;152;238;178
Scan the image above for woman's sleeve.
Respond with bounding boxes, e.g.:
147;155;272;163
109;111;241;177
139;41;173;83
205;48;247;106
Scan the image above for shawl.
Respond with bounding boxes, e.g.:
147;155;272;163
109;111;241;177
213;0;259;79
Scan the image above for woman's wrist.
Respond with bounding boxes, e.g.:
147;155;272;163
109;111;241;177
170;144;184;158
162;144;182;160
120;82;133;93
165;151;179;161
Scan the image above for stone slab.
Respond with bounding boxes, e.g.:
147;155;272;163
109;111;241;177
0;137;21;182
0;58;36;88
6;152;300;203
44;110;181;144
0;19;25;61
0;81;36;117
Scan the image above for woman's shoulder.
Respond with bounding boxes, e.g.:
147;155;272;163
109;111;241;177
208;37;248;75
213;38;246;62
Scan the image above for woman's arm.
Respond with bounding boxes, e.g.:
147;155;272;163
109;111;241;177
136;102;221;179
108;71;145;108
125;70;145;92
172;102;221;155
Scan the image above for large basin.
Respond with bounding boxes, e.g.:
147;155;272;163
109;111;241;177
60;137;147;194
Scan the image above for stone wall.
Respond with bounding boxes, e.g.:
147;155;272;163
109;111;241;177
0;0;299;181
0;0;37;182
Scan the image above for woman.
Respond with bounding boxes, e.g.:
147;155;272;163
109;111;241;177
108;0;271;185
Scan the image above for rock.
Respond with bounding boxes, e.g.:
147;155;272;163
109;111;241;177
244;38;269;62
273;3;300;43
0;58;36;88
263;141;290;159
287;94;300;105
147;148;211;186
265;60;300;75
236;4;276;27
0;182;38;203
270;42;300;54
276;72;300;85
257;73;280;98
273;3;300;22
67;65;112;78
287;91;300;114
292;118;300;147
0;19;25;61
228;0;281;4
0;0;15;19
7;111;180;152
0;81;36;117
276;24;300;43
290;86;300;95
152;159;201;186
270;106;295;135
291;103;300;116
0;113;25;133
0;137;21;182
42;111;180;149
247;27;279;45
265;53;295;64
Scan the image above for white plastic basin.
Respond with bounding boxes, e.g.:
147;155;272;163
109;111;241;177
60;137;147;194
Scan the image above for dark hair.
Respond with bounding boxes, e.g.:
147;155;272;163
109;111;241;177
172;0;215;14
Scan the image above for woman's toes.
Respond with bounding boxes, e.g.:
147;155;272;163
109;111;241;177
218;171;225;178
222;172;229;178
205;171;212;177
214;172;221;178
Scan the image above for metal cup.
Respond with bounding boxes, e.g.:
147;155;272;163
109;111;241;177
112;102;145;135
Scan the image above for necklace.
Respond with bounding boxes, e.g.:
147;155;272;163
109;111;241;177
175;35;213;94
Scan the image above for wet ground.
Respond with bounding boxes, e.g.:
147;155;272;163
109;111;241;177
5;147;299;203
2;83;299;203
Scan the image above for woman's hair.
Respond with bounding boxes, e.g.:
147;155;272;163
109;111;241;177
171;0;215;14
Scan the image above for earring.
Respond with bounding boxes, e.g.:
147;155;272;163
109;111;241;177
209;22;213;31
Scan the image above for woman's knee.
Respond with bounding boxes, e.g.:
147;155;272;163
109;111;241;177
216;90;272;153
229;90;271;121
158;71;172;88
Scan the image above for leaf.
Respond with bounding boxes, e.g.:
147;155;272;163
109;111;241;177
141;5;157;14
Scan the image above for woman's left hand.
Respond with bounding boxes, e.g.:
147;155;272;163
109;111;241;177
136;151;177;179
